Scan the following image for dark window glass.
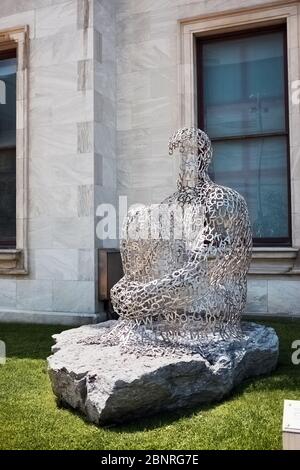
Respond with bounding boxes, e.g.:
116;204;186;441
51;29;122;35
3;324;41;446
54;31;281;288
0;53;17;247
197;28;290;245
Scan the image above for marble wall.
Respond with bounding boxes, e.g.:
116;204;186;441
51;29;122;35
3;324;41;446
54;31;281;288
115;0;300;317
247;277;300;316
0;0;114;323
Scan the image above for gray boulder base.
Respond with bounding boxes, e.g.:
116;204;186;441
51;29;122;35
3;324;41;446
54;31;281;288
47;321;279;426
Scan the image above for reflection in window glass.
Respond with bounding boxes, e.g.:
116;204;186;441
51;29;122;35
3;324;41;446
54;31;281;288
203;32;285;138
211;137;289;239
199;29;290;244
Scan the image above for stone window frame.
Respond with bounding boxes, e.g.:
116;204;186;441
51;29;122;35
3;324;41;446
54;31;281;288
0;26;28;274
179;0;300;275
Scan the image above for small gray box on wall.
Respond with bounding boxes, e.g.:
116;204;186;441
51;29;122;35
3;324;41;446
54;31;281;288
283;400;300;450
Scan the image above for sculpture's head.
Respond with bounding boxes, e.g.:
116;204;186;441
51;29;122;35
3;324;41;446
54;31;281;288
169;128;213;178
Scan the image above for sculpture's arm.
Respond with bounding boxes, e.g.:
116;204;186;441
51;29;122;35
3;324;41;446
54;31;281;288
111;213;230;319
111;262;204;319
111;191;253;320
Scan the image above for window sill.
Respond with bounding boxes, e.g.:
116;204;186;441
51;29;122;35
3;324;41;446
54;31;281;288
0;249;27;274
249;247;300;275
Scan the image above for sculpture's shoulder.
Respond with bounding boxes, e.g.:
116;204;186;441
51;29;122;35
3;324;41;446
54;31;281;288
121;204;150;239
206;181;249;213
126;204;148;221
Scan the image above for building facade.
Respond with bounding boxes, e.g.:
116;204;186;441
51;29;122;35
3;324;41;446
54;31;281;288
0;0;299;324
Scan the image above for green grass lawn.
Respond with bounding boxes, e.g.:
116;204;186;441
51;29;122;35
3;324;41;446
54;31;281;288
0;318;299;450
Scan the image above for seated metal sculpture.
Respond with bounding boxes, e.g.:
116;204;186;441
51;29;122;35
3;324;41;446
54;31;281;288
111;128;252;345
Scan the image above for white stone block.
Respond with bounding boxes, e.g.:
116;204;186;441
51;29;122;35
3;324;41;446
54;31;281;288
53;280;95;313
268;280;300;315
95;93;115;128
30;30;94;68
30;123;78;158
29;95;53;129
95;123;115;157
29;156;53;189
29;185;78;218
95;153;103;186
116;43;133;75
94;0;115;35
35;249;79;281
78;249;95;281
246;280;268;314
0;280;17;309
95;61;116;102
17;280;53;311
51;154;94;187
102;156;117;189
131;96;176;130
28;217;53;249
291;180;300;215
30;63;78;98
52;91;93;124
131;38;175;72
52;217;94;249
35;1;77;38
293;213;300;247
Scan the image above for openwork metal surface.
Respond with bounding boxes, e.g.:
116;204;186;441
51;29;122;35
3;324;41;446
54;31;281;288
110;128;252;347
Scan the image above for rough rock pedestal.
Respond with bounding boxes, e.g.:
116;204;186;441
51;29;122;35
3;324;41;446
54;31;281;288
47;321;279;426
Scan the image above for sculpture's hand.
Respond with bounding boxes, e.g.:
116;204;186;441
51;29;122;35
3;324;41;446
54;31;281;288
111;248;209;320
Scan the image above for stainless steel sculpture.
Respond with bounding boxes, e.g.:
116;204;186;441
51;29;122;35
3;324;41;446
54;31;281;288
110;128;252;347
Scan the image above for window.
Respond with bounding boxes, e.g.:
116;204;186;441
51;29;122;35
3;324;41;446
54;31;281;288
0;49;16;248
197;26;290;246
0;27;28;274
